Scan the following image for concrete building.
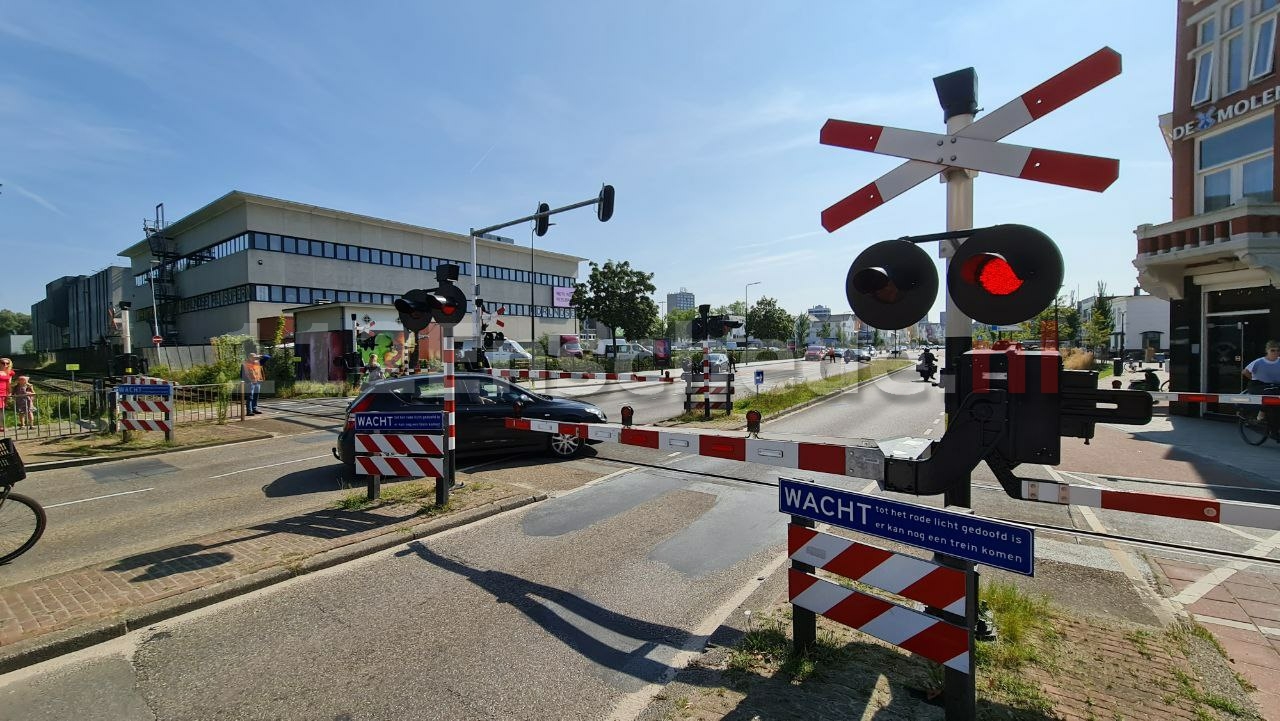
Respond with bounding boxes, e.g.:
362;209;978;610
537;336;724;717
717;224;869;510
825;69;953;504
666;289;695;312
1134;0;1280;417
108;191;583;376
1079;290;1170;355
31;268;128;353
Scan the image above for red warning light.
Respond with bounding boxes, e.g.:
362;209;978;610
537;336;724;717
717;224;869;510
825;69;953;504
962;254;1023;296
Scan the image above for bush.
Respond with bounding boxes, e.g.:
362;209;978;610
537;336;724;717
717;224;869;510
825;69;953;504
755;350;778;361
1061;348;1094;370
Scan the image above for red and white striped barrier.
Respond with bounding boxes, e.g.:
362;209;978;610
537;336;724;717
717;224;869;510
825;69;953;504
1022;479;1280;531
789;525;966;614
119;398;173;414
356;455;443;478
789;569;969;672
1148;391;1280;405
120;418;172;433
504;419;884;477
355;433;443;456
485;369;675;383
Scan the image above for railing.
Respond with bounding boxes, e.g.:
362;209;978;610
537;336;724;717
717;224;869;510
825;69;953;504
1;382;244;442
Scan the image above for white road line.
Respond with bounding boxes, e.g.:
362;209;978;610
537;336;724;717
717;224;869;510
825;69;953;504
208;455;332;479
1216;524;1267;543
1074;495;1179;624
45;488;155;508
1172;530;1280;606
1054;467;1106;489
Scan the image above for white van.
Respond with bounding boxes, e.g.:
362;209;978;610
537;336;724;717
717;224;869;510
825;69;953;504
593;340;653;361
459;338;533;367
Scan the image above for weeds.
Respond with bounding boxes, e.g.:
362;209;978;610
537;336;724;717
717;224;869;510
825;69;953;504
1172;669;1252;717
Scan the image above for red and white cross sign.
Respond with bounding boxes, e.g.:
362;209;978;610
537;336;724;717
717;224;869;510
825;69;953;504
821;47;1122;232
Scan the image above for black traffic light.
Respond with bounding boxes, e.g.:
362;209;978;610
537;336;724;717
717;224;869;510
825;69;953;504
358;333;376;350
845;239;938;330
535;202;551;237
597;184;615;223
692;316;707;340
483;332;495;350
395;264;467;332
947;224;1064;326
714;316;742;338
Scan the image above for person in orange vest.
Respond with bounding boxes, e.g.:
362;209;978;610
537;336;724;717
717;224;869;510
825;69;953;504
241;353;264;415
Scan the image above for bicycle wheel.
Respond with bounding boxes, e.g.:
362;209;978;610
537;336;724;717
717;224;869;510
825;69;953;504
1239;412;1270;446
0;491;45;564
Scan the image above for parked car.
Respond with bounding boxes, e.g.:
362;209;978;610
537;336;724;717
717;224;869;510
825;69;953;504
804;345;826;361
333;373;608;478
845;348;872;363
707;353;730;373
594;341;654;361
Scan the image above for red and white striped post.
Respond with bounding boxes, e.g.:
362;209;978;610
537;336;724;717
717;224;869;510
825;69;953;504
702;338;711;421
439;323;456;506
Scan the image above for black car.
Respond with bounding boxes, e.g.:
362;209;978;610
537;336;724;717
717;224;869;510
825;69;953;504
333;373;607;478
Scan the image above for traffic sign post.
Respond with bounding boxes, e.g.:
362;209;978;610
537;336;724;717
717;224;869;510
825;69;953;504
780;477;1031;720
116;376;175;442
754;369;763;395
152;334;163;346
354;410;449;501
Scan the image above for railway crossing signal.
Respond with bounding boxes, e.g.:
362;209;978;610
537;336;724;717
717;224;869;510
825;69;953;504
395;263;466;332
820;47;1122;232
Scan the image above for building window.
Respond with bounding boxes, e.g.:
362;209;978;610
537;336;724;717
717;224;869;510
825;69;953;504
1191;1;1280;104
1197;114;1274;211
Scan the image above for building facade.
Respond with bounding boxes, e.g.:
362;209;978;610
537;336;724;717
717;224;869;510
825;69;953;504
114;191;584;354
31;268;128;353
666;289;695;312
1134;0;1280;416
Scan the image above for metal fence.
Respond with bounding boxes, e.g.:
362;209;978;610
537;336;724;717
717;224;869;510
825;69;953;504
2;382;243;442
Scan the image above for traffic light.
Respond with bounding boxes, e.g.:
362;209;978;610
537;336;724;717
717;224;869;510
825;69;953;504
358;333;376;350
717;316;742;338
597;184;615;222
692;316;707;340
535;202;551;237
395;264;467;332
947;224;1064;326
845;239;938;330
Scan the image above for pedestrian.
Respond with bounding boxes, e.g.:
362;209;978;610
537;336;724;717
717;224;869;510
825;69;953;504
728;352;738;373
12;376;34;428
365;355;384;382
0;358;15;433
241;353;264;416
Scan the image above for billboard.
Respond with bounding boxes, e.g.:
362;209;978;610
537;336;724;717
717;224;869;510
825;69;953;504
553;287;574;308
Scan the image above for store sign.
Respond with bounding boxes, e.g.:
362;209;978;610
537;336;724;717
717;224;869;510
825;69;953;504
553;287;574;308
1173;87;1280;140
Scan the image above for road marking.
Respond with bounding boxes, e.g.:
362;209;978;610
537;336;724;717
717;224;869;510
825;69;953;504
666;452;681;457
207;455;331;479
1053;467;1106;488
45;488;155;508
1172;530;1280;606
1216;524;1267;543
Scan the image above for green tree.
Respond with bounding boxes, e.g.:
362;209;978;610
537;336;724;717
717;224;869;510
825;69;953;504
662;308;697;340
1019;296;1080;347
745;297;793;342
571;260;659;352
794;314;810;345
818;322;833;342
0;310;32;335
263;314;298;389
1083;282;1114;353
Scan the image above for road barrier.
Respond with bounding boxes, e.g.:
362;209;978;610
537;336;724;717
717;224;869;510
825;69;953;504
117;375;175;441
681;371;734;414
484;369;676;383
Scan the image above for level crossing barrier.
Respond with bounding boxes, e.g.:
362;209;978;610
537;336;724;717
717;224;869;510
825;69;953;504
484;368;676;383
681;371;734;413
117;375;175;440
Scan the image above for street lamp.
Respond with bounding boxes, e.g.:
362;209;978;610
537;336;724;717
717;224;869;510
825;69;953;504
744;281;760;364
148;260;161;346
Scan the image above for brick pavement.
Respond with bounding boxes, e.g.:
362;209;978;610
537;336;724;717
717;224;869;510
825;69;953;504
0;498;440;649
1155;558;1280;719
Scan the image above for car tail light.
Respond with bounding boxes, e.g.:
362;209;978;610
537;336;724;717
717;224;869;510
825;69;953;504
344;395;376;431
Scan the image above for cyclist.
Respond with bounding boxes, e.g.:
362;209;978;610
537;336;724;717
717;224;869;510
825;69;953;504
1242;340;1280;439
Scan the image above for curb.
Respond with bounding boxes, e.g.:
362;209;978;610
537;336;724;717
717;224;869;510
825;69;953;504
22;429;290;472
0;492;547;674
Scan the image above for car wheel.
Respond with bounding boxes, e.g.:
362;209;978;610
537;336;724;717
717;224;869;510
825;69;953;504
546;432;582;458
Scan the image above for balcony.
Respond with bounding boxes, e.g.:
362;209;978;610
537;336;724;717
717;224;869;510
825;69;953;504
1133;200;1280;300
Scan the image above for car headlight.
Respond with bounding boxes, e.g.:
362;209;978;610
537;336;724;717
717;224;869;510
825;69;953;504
588;408;606;420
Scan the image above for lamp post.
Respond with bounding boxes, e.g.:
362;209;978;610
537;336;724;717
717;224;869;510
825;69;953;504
148;260;161;346
744;281;760;365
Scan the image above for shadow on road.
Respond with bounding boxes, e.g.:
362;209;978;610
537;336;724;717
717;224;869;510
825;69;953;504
105;505;419;581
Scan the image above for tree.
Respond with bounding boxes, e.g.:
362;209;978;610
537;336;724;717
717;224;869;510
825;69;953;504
1083;282;1114;353
746;297;792;342
0;310;32;336
571;260;659;352
818;322;833;342
1019;296;1080;347
263;313;298;389
794;314;810;345
662;308;697;340
711;301;746;317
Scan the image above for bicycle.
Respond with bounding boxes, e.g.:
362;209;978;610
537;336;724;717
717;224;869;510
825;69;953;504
1125;359;1143;373
1238;384;1280;447
0;438;45;564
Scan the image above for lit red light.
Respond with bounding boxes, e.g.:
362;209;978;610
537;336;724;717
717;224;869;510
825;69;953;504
962;254;1023;295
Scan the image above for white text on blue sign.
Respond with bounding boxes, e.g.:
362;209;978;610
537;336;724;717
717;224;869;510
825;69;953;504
355;412;445;432
117;385;173;396
778;478;1034;575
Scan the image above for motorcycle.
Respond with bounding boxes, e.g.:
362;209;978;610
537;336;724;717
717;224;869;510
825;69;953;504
916;360;937;382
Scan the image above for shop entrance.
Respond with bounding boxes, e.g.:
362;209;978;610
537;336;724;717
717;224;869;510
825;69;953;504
1204;311;1269;415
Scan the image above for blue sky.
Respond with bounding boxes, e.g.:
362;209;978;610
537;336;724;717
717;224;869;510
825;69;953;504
0;1;1174;324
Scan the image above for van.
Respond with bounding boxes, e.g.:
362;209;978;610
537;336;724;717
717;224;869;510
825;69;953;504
593;340;653;360
458;338;533;367
548;334;584;358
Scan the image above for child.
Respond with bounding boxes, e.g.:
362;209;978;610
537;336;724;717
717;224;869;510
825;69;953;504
13;376;34;429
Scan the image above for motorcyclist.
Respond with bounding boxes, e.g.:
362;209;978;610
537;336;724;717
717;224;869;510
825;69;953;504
917;348;938;381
